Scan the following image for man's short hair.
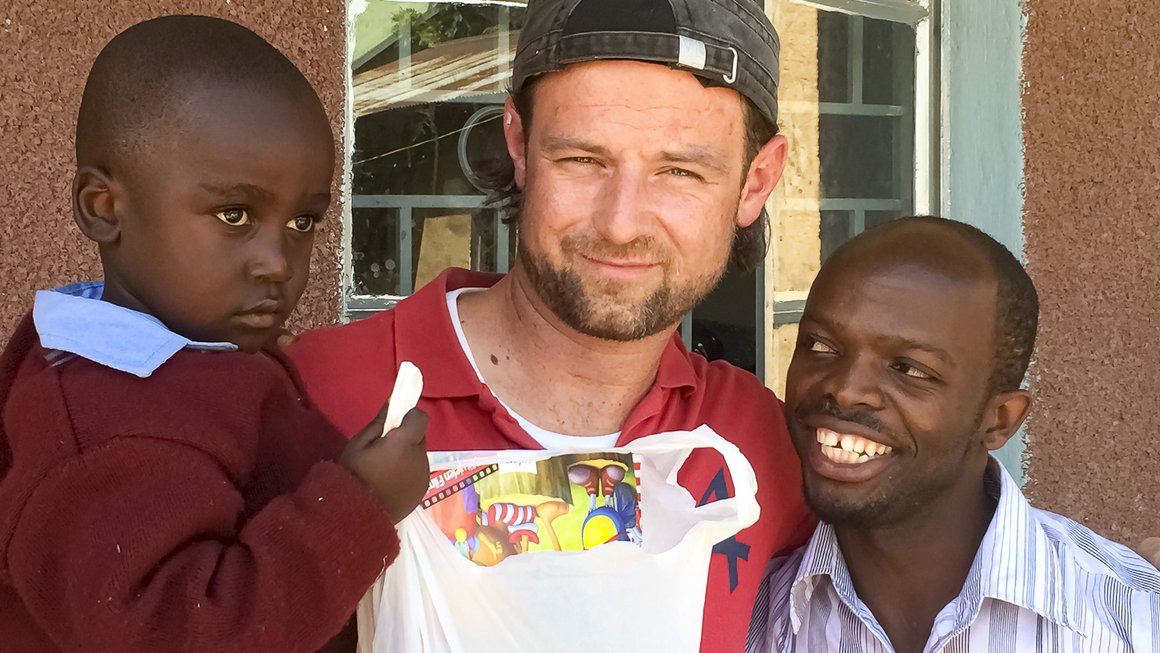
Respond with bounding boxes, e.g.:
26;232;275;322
869;216;1039;394
76;15;323;173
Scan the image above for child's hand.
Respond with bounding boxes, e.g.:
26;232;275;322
339;403;429;524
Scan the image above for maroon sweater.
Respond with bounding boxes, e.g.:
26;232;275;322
0;314;399;652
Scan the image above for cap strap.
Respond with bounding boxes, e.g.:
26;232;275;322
677;35;707;70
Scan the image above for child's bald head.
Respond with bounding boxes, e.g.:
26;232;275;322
76;15;328;176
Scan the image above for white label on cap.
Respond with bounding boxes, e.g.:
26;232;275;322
678;35;707;71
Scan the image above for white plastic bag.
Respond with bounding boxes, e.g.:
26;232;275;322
357;425;758;653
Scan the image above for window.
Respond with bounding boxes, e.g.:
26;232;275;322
345;0;937;393
755;0;934;394
347;1;522;318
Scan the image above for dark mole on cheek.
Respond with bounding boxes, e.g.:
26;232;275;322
490;354;499;365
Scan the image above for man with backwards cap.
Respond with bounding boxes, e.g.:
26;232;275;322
289;0;813;649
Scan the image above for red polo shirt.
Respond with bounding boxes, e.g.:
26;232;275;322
290;268;813;653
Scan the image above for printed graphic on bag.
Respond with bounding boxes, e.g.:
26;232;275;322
422;453;643;566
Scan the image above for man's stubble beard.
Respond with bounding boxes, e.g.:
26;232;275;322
790;403;988;530
516;230;731;342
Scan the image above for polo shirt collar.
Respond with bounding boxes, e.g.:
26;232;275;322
32;281;237;378
392;268;698;400
393;268;501;399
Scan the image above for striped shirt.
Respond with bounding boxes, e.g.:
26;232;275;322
747;459;1160;652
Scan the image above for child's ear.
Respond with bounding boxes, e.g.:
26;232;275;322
72;166;120;244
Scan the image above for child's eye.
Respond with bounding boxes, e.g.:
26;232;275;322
215;208;250;226
287;216;315;233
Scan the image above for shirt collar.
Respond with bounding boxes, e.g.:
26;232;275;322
969;458;1092;634
787;457;1091;639
33;281;237;378
393;268;698;400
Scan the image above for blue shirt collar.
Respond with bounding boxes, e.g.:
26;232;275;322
32;281;237;378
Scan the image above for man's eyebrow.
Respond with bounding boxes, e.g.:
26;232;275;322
659;146;730;174
540;137;730;173
879;336;955;365
801;314;956;366
539;136;611;157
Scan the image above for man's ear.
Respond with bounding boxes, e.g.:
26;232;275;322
736;134;788;229
981;389;1032;451
502;96;528;190
73;166;120;245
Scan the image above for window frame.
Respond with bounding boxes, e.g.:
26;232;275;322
339;0;941;356
342;2;519;315
756;0;939;384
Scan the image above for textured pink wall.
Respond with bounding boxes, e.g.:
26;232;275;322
1022;0;1159;544
0;0;346;340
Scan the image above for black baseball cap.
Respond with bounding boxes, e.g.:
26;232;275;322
512;0;780;127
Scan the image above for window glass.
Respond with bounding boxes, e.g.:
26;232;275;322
347;1;924;392
350;1;523;302
764;0;918;393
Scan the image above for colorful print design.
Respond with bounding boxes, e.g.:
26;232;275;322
422;453;643;566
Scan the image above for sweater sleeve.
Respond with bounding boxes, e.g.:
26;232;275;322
4;435;398;653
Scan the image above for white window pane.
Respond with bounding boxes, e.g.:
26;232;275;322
350;2;523;300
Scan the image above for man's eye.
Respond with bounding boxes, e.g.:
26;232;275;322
807;338;835;354
893;362;932;379
215;208;250;226
667;168;696;178
287;216;315;233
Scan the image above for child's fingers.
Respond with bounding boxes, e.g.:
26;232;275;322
383;408;427;446
348;399;394;448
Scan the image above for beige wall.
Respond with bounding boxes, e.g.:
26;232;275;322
764;0;822;399
1022;0;1160;545
0;0;346;340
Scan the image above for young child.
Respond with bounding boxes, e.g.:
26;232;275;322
0;16;427;652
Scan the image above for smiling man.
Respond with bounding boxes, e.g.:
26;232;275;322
290;0;813;650
747;216;1160;653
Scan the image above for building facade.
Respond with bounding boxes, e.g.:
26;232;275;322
1;0;1154;546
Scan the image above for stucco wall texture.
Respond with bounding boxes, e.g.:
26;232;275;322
0;0;346;340
1022;0;1158;544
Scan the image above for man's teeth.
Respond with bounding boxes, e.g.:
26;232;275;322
815;427;892;464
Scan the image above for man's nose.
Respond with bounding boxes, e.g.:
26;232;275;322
822;354;885;410
247;227;293;283
592;169;652;246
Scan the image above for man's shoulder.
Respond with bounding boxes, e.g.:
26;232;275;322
687;353;785;416
291;309;399;362
747;545;809;653
288;267;487;365
1033;507;1160;595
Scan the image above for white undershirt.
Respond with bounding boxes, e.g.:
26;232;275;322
446;288;621;451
